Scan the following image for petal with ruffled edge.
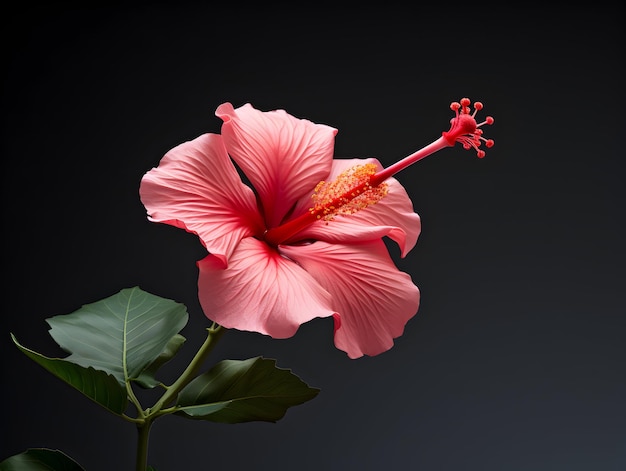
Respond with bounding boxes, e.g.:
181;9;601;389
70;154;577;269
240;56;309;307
140;133;264;267
281;239;419;359
292;158;421;257
216;103;337;229
197;237;335;338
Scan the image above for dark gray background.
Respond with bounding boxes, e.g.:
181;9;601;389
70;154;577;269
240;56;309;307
2;4;624;471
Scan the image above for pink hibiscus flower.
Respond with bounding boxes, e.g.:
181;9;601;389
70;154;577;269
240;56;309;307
139;98;493;358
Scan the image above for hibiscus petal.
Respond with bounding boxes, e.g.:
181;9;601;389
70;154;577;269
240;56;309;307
139;133;264;267
216;102;337;228
197;237;334;338
293;158;421;257
281;239;420;359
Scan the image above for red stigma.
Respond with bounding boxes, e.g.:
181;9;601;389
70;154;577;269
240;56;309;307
441;97;495;158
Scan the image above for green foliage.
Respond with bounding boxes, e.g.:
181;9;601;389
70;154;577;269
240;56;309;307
11;287;191;415
45;286;189;384
0;448;84;471
11;334;127;415
134;334;187;389
176;357;320;423
8;287;321;470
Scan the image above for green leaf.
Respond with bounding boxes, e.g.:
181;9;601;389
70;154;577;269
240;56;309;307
176;357;320;424
134;334;186;388
11;334;127;415
0;448;84;471
45;286;188;384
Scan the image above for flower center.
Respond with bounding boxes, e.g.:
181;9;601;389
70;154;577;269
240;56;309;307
263;97;494;246
311;163;388;222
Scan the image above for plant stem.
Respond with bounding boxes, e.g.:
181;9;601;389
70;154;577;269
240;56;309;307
133;323;226;470
152;324;226;412
136;419;153;471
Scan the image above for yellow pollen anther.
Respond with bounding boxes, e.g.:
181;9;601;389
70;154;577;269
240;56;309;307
310;163;388;222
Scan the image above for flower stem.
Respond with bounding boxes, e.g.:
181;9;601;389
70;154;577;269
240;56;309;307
133;323;226;470
152;323;226;411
